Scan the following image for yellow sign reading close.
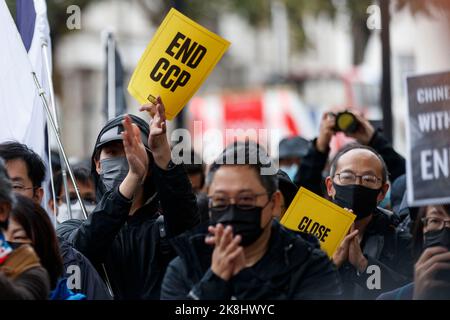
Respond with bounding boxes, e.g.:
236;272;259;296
128;8;230;120
280;187;356;257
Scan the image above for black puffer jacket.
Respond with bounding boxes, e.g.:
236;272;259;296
161;220;342;300
57;162;199;300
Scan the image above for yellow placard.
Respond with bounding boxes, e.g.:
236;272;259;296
280;187;356;257
128;8;230;120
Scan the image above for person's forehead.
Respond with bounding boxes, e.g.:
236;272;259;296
426;205;450;218
59;179;93;196
8;217;24;231
210;165;265;193
5;159;30;181
336;149;382;174
101;141;124;151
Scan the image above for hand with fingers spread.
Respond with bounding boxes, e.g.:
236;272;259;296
316;112;336;153
332;223;359;269
119;115;149;199
413;246;450;299
343;112;375;145
139;96;172;170
205;224;246;281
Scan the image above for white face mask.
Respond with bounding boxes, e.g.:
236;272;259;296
280;164;299;181
57;201;96;224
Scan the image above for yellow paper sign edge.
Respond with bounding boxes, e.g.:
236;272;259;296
128;8;231;120
280;187;356;257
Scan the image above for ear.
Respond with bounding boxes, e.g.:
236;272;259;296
0;201;11;224
325;176;335;198
271;191;282;219
33;187;44;204
377;183;390;203
94;157;101;175
270;191;282;218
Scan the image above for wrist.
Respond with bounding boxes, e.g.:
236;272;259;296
357;256;368;273
127;171;143;184
119;172;142;200
360;129;376;145
332;256;343;269
211;266;230;282
152;146;172;170
316;138;329;153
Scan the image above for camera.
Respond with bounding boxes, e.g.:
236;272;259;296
331;111;359;134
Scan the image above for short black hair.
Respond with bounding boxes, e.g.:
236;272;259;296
206;141;278;195
329;143;389;184
0;142;46;188
0;157;14;207
48;164;93;200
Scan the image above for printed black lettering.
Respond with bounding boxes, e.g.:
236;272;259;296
161;64;181;89
171;70;190;92
187;44;207;68
298;216;309;232
149;57;169;82
174;38;198;64
166;32;186;57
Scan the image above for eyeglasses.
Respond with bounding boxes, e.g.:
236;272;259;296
57;195;96;206
421;217;450;231
208;192;271;211
334;172;382;189
12;184;35;193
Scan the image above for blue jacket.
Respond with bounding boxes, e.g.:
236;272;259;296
50;278;86;300
376;282;414;300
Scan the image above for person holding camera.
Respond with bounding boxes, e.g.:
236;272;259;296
378;204;450;300
293;110;406;198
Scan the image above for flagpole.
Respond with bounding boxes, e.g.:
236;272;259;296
107;32;116;120
32;72;88;220
41;42;76;220
47;124;57;226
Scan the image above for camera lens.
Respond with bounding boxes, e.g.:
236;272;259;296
336;111;358;133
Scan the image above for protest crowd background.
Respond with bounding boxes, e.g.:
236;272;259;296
0;0;450;303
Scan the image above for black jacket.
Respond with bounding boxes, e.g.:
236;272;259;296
57;163;199;299
295;129;406;196
338;208;413;300
161;220;342;300
58;239;112;300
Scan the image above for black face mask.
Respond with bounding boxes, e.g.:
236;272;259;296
99;157;129;193
210;205;266;247
424;227;450;251
332;183;381;220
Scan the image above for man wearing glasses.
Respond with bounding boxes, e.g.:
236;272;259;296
161;141;342;300
325;144;413;299
0;142;46;204
48;164;96;223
